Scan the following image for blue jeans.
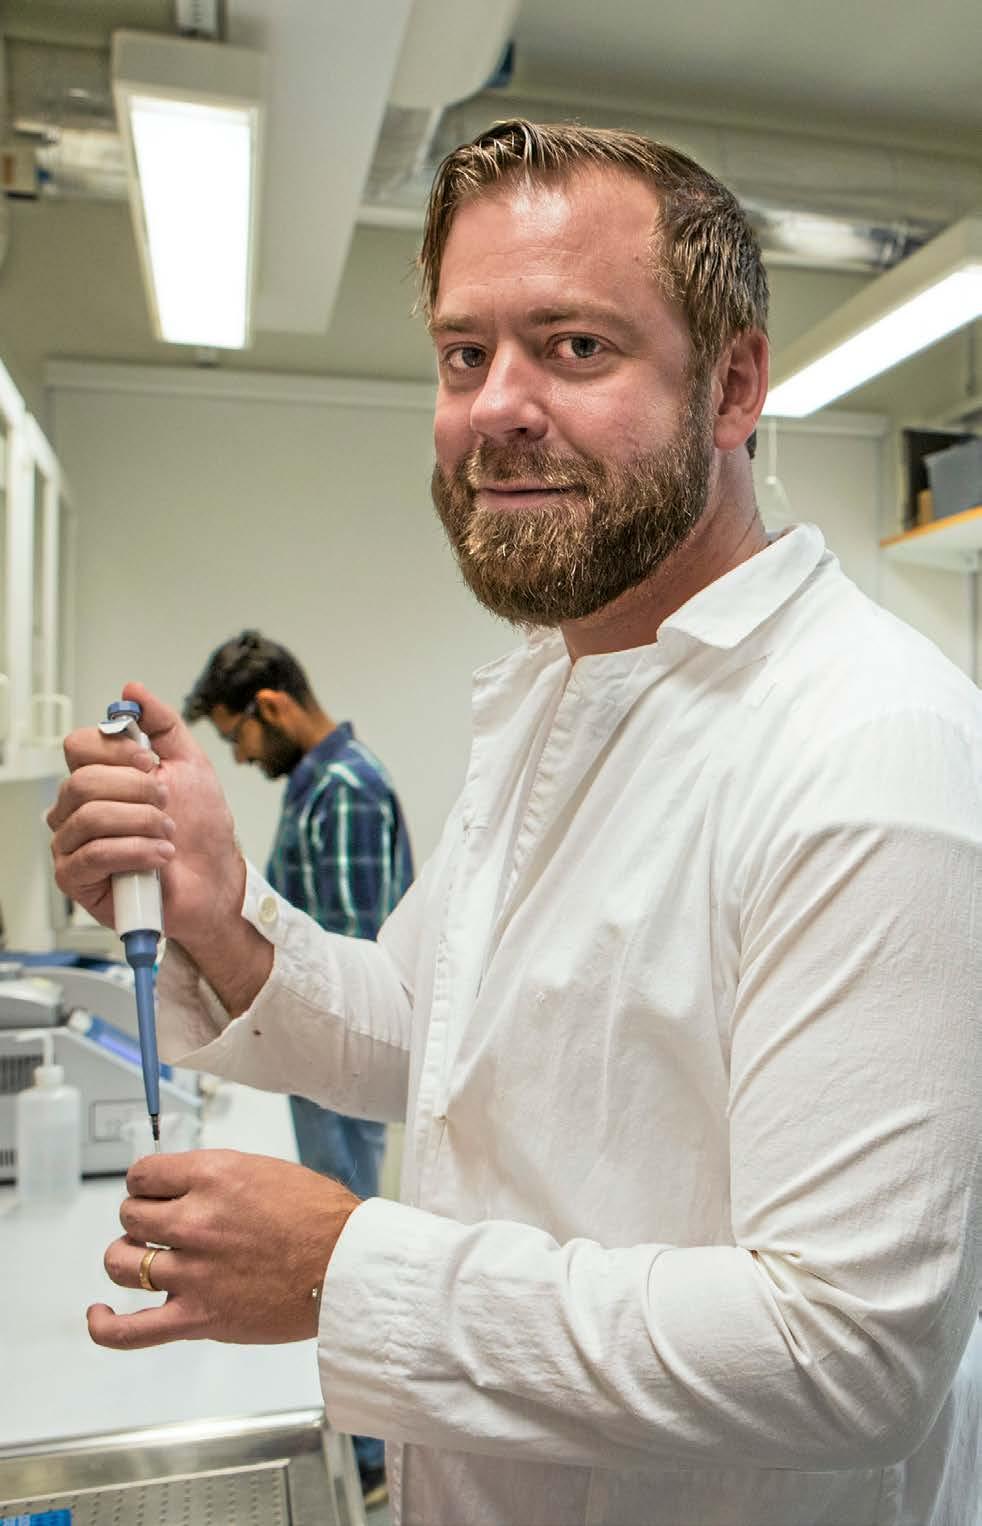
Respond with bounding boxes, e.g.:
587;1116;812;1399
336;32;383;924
289;1096;387;1477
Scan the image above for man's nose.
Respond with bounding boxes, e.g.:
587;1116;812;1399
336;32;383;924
468;349;549;444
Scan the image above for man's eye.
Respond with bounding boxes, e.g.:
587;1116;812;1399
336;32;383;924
446;345;486;371
556;335;603;360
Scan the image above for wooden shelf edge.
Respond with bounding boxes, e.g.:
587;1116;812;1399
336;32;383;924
880;505;982;550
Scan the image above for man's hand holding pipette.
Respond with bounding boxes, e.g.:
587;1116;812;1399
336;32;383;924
48;683;272;1017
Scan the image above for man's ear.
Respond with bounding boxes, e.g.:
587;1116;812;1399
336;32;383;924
254;688;292;727
712;330;769;454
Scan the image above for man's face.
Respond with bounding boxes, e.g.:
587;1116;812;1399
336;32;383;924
429;168;716;625
210;704;303;779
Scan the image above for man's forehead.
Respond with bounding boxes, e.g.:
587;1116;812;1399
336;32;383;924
449;163;659;234
432;168;666;322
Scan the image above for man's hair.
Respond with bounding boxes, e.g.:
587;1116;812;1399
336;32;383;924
418;118;768;456
183;631;315;722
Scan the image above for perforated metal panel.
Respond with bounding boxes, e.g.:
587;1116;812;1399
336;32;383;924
0;1409;363;1526
0;1049;41;1094
2;1459;290;1525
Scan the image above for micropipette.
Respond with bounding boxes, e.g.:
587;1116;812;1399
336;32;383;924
99;699;164;1152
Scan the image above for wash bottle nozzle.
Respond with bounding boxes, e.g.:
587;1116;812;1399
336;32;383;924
15;1027;60;1082
100;699;163;1151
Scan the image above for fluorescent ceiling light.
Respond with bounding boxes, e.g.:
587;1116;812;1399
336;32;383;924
764;217;982;417
113;32;265;350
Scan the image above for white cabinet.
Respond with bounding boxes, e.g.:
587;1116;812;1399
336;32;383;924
0;358;76;781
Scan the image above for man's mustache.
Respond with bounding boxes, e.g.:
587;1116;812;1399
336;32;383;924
462;445;588;493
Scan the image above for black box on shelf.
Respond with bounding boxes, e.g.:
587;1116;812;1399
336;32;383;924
900;427;975;529
924;437;982;522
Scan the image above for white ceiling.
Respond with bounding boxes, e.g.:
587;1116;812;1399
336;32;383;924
7;0;982;147
512;0;982;150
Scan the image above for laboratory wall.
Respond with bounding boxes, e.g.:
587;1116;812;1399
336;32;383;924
0;778;58;949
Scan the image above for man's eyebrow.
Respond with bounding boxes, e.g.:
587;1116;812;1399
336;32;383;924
427;314;478;337
429;303;637;336
523;304;632;329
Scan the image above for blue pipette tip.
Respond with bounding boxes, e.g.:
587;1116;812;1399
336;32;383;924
123;928;162;1146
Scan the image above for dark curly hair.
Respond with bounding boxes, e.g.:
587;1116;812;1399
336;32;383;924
183;631;315;722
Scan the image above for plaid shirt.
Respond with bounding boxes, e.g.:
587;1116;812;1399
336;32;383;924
266;723;413;939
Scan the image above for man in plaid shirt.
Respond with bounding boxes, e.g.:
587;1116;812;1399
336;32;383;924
184;629;413;1506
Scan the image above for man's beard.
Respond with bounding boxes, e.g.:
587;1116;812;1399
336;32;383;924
431;369;714;627
259;722;304;779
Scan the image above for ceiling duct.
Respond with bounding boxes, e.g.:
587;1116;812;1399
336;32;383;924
5;40;982;277
362;92;982;273
4;38;125;199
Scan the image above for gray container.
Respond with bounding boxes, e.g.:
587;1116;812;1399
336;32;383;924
923;437;982;521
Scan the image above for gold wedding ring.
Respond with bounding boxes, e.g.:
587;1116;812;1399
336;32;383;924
139;1246;162;1292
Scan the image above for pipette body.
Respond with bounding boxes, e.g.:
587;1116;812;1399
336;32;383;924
99;699;163;1150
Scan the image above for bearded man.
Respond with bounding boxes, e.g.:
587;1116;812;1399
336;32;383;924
48;121;981;1526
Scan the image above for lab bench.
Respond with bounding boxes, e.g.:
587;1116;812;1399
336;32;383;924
0;1083;366;1525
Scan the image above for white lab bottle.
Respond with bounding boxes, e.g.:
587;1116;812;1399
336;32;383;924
15;1030;82;1207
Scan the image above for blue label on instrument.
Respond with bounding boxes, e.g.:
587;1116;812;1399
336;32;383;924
0;1511;73;1524
84;1015;173;1080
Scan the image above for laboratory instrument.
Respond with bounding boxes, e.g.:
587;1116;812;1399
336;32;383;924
0;961;201;1180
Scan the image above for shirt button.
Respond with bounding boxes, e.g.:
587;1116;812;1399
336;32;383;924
258;894;278;927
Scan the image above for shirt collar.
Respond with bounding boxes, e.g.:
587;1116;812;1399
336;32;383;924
285;721;354;803
659;523;827;651
482;523;830;692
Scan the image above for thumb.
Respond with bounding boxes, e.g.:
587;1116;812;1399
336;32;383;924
121;682;196;762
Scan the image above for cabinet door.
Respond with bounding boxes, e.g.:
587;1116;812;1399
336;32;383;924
0;363;27;770
0;422;8;764
24;417;72;748
58;493;77;719
0;360;73;778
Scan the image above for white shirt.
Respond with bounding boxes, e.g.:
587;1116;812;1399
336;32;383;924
160;525;982;1526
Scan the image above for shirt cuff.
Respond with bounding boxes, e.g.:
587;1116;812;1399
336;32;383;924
156;938;233;1057
156;861;287;1063
318;1195;457;1443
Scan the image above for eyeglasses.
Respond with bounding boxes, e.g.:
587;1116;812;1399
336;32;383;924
223;697;259;747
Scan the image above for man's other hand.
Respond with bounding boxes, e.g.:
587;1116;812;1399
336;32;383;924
90;1149;359;1349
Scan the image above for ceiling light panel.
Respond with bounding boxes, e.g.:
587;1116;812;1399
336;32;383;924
764;217;982;417
113;32;265;350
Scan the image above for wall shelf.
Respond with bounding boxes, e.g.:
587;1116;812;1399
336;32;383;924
880;506;982;571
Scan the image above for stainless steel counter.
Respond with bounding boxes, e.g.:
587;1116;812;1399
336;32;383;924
0;1406;365;1525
